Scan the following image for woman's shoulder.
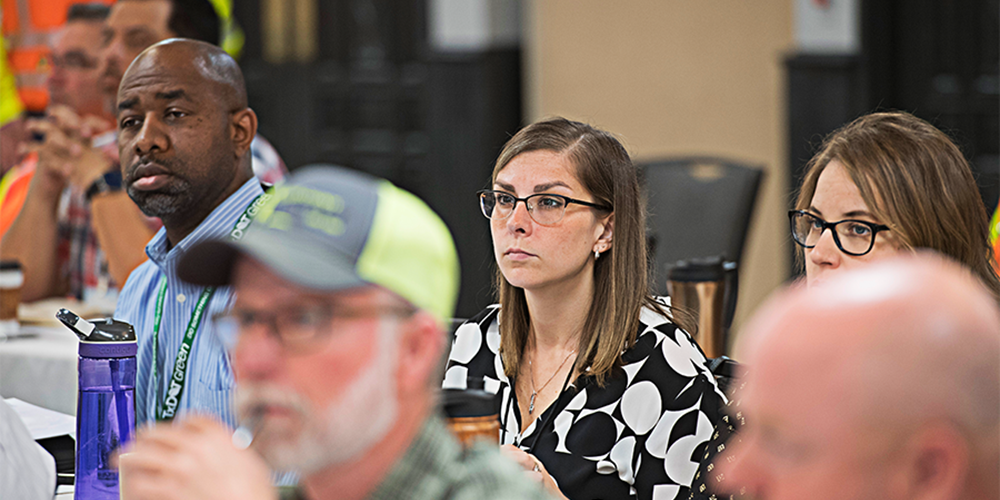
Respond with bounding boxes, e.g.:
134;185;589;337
612;297;725;425
451;304;501;353
450;305;501;352
463;304;501;327
638;296;676;330
625;296;711;372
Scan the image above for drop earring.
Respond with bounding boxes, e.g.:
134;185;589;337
595;248;600;260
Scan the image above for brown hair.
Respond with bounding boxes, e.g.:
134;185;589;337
794;111;1000;298
492;117;669;386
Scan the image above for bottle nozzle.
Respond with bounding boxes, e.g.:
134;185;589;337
56;308;95;340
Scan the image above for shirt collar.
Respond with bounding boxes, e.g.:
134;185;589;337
369;417;457;498
145;178;265;267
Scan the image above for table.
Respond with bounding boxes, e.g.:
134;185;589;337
0;325;78;415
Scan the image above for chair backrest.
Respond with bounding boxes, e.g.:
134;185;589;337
640;157;763;296
706;356;741;396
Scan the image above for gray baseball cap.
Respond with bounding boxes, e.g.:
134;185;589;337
177;165;460;323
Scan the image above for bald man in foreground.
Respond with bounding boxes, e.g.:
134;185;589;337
719;254;1000;500
113;38;262;427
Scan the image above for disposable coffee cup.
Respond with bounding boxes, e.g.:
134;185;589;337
443;377;501;447
0;261;24;336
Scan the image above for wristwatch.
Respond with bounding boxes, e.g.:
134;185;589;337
85;170;123;201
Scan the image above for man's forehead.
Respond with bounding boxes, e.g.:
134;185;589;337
232;257;382;303
124;45;240;93
119;57;218;99
107;0;172;30
56;36;100;56
742;287;884;362
118;71;201;102
60;20;103;41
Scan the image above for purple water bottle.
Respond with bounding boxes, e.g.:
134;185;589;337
57;309;137;500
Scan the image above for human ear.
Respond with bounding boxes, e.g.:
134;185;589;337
895;424;970;500
230;108;258;158
594;213;614;254
393;311;445;397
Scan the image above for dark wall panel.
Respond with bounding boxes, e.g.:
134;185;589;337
232;0;522;318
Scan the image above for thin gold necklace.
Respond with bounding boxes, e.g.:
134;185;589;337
527;349;577;415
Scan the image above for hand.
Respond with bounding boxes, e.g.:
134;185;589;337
1;117;27;173
21;106;114;196
117;415;277;500
49;105;116;189
500;445;569;499
44;105;115;141
21;118;72;201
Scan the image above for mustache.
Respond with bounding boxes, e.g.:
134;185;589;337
235;384;310;420
124;158;176;184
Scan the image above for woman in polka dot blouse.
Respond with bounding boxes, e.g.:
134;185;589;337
444;118;725;500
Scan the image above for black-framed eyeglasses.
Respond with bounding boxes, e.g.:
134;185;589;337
477;189;611;226
788;210;891;257
212;302;416;353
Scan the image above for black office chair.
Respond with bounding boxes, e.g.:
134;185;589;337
640;157;763;333
706;356;741;395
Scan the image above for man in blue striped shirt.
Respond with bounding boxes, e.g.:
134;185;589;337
113;38;261;428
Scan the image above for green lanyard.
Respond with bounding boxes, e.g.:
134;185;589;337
150;193;269;421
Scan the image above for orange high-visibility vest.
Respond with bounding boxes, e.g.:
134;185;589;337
2;0;115;112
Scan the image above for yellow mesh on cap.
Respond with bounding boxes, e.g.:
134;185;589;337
356;181;460;324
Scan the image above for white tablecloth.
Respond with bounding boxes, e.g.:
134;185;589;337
0;325;78;415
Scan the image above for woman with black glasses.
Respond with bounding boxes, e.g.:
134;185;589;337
443;118;725;500
789;111;1000;293
690;110;1000;500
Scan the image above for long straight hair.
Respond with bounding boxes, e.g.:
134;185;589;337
492;118;669;387
795;111;1000;299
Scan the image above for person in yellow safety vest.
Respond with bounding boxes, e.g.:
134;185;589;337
0;36;27;177
0;37;25;125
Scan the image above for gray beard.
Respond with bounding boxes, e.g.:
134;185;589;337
236;318;400;474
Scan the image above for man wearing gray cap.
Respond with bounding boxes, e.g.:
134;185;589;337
118;165;552;500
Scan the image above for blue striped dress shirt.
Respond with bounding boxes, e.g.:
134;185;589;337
115;178;264;428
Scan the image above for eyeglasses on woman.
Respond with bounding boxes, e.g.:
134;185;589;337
789;210;891;257
477;189;611;226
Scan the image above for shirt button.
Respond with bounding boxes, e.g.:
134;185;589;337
177;294;186;303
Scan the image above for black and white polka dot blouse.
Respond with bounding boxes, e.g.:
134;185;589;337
443;301;725;500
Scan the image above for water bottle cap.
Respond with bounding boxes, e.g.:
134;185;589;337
79;340;137;358
85;318;136;341
77;318;137;358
